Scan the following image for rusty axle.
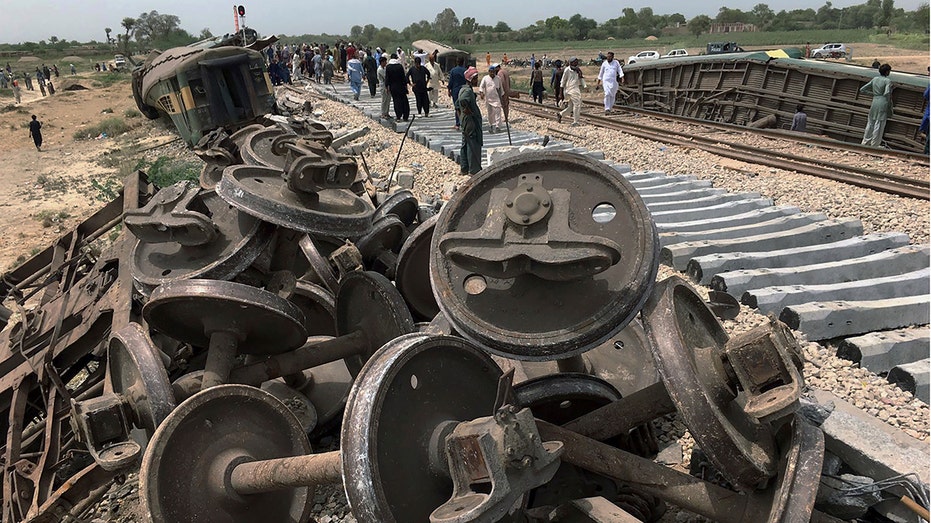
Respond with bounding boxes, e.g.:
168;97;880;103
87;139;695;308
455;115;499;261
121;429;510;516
229;451;342;496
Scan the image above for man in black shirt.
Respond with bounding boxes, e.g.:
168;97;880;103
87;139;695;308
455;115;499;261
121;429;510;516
407;56;431;117
29;115;42;151
385;54;410;121
363;51;378;97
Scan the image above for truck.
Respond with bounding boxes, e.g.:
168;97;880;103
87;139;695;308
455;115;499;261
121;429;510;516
705;42;745;55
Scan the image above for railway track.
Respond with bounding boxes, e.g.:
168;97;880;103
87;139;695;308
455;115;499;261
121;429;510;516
609;103;931;166
511;98;930;200
316;81;930;403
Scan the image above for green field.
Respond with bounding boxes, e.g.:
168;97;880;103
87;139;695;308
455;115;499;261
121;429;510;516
461;29;929;58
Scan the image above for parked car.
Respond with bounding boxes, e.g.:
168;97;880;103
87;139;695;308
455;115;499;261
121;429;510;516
810;43;850;59
662;49;689;58
627;51;660;64
113;54;127;70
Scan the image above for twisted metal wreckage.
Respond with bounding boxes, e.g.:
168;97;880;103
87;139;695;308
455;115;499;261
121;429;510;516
0;38;927;523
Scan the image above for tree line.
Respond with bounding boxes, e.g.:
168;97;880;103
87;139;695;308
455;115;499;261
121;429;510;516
377;2;928;44
0;10;213;54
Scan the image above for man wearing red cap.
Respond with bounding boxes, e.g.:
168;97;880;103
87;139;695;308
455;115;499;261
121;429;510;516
456;67;483;174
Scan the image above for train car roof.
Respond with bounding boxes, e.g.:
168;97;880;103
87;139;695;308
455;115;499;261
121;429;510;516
140;45;264;96
411;39;469;58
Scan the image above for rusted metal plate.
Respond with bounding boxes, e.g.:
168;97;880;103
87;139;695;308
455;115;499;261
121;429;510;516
143;279;307;355
341;334;502;523
140;384;313;523
430;151;659;361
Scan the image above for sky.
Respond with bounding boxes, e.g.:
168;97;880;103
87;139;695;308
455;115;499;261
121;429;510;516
2;0;927;45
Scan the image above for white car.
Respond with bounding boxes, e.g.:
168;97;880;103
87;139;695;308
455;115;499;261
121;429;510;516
662;49;688;58
810;43;849;59
627;51;660;64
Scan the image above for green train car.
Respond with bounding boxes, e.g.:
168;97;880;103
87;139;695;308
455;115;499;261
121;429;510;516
132;45;276;147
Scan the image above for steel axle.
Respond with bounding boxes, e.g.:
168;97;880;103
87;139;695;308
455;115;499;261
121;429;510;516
231;330;366;385
228;451;342;496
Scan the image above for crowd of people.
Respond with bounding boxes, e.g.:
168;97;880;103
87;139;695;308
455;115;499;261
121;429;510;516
2;62;63;103
262;42;634;174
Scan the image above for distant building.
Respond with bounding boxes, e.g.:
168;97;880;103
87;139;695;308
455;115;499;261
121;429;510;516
709;22;757;34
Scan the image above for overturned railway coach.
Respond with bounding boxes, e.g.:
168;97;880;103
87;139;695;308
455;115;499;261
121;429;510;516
133;45;276;147
620;50;929;153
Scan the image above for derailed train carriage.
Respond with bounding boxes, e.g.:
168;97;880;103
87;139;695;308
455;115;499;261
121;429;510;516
132;43;277;147
620;50;929;153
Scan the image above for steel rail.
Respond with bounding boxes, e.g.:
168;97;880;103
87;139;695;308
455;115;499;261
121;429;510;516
511;99;929;200
590;100;930;166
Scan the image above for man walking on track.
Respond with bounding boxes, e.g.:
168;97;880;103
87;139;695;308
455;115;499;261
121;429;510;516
556;57;586;126
596;52;624;114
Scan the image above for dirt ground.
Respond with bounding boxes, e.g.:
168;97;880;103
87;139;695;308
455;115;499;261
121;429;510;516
0;71;183;273
845;42;928;73
0;42;926;275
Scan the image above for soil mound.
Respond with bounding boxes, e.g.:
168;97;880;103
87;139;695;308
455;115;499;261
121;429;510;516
59;78;89;91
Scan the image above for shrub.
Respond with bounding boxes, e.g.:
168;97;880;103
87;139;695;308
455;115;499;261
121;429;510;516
135;156;201;188
73;117;131;140
34;209;71;228
124;108;141;118
35;173;68;193
94;71;128;88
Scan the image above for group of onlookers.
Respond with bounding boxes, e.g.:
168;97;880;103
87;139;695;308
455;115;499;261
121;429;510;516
3;62;62;102
264;42;930;172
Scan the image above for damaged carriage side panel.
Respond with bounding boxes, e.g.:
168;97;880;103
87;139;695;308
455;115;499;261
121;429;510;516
621;52;928;153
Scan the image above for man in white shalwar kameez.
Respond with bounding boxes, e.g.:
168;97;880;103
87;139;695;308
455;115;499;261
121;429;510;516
596;52;624;114
479;66;503;133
